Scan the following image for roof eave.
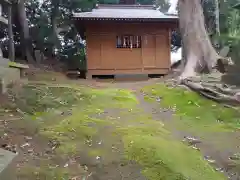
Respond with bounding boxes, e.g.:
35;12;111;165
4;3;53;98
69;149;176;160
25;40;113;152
96;4;155;9
73;16;179;22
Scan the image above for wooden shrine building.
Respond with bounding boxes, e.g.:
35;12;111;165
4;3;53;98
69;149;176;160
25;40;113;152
73;0;178;78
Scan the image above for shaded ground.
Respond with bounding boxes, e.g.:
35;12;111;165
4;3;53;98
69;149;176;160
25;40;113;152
0;72;239;180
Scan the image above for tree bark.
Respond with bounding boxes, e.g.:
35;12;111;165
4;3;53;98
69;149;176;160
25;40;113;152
178;0;220;79
8;5;15;61
215;0;220;35
17;0;34;63
50;0;60;56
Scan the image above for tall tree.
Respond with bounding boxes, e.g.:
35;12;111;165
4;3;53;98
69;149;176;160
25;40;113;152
17;0;34;63
178;0;221;79
8;3;14;61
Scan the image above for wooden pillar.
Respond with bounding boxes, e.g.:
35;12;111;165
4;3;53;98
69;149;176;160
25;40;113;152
8;5;15;61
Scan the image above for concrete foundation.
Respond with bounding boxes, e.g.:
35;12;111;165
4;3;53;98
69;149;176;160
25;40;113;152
0;148;17;176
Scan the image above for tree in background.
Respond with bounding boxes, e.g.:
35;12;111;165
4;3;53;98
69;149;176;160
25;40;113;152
17;0;35;63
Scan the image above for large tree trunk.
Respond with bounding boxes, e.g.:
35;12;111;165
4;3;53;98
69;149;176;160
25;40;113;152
8;5;15;61
50;0;60;57
17;0;34;63
179;0;220;79
177;0;240;106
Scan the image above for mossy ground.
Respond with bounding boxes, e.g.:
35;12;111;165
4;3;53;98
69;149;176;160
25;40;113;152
142;83;240;133
0;78;233;180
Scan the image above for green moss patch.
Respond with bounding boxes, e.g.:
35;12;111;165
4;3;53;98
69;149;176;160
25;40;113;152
142;83;240;132
8;61;29;69
116;110;225;180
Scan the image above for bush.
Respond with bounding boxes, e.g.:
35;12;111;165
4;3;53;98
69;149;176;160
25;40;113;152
59;42;86;71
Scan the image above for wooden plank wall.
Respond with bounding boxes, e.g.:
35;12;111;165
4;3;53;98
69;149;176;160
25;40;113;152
85;21;172;75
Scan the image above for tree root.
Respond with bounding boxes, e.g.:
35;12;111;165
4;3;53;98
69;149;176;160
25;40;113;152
181;77;240;106
177;52;238;106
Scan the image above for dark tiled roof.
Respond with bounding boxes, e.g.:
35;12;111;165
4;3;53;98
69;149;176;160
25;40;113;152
73;4;178;21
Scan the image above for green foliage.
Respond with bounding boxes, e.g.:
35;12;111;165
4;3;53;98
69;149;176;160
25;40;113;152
98;0;120;4
226;9;240;37
219;0;240;34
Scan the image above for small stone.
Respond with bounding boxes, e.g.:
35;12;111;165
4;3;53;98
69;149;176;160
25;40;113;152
215;167;224;172
156;97;161;102
71;176;80;180
21;143;30;148
28;149;34;153
207;159;216;163
191;146;200;151
64;163;69;168
25;136;32;140
229;153;240;161
83;165;88;171
204;155;210;160
96;156;100;160
184;136;201;145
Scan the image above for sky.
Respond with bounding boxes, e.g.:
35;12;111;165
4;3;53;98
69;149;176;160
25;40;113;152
168;0;178;14
38;0;43;5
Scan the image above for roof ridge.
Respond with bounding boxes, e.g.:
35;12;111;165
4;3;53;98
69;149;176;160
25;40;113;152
96;4;155;9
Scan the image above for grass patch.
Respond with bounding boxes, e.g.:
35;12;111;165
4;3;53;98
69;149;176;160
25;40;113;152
124;134;225;180
4;84;88;115
116;110;225;180
17;165;70;180
40;87;138;157
142;83;240;132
